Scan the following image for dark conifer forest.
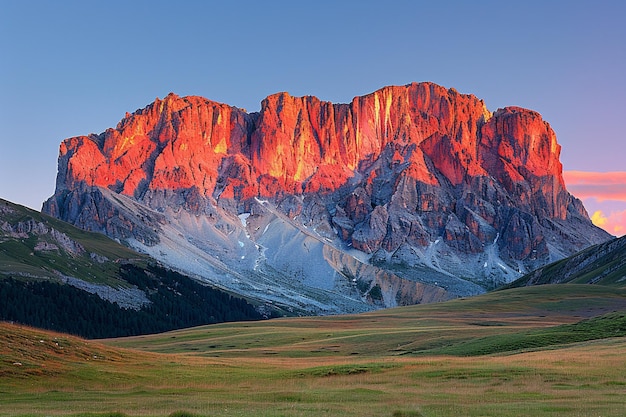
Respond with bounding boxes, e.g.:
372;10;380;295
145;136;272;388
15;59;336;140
0;264;264;338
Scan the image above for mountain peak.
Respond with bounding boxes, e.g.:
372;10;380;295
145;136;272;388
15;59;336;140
43;82;611;313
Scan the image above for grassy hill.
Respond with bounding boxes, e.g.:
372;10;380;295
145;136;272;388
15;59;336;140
506;235;626;288
0;198;263;338
107;284;626;357
0;198;147;285
2;283;626;417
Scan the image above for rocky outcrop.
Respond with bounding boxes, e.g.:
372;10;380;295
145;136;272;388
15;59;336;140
1;217;85;256
43;82;611;311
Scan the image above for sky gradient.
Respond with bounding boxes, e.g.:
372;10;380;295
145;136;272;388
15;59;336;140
1;0;624;236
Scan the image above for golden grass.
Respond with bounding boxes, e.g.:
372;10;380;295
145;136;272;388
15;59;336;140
2;284;626;416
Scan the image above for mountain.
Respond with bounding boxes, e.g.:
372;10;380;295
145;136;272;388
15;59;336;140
0;198;263;337
42;82;611;314
506;235;626;288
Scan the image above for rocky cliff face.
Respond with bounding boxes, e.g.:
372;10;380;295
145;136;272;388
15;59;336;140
43;82;611;313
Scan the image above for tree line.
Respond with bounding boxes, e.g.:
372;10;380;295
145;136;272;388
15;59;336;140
0;264;266;339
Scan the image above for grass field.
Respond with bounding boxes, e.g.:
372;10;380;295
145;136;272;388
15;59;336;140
2;284;626;417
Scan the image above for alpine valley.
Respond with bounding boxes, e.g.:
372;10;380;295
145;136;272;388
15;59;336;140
43;82;611;314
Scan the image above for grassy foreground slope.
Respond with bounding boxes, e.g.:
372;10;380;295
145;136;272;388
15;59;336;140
2;284;626;417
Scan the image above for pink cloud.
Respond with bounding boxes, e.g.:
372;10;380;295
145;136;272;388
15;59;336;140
564;171;626;184
563;171;626;202
564;171;626;237
590;210;626;237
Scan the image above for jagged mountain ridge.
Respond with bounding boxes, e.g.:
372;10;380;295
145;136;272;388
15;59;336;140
43;82;611;313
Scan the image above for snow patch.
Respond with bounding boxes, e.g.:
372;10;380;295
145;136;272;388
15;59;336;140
238;213;250;227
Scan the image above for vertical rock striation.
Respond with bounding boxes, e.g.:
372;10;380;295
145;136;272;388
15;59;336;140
43;82;611;311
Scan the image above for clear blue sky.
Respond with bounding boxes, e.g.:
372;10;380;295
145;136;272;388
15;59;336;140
1;0;625;221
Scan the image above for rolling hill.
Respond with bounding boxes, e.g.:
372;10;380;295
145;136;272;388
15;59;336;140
0;198;264;338
2;283;626;417
505;235;626;288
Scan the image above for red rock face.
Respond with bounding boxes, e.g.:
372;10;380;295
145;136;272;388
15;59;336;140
59;94;254;199
45;82;608;271
53;83;562;203
478;107;567;219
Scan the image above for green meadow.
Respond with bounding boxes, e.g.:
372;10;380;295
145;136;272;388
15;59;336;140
2;284;626;417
